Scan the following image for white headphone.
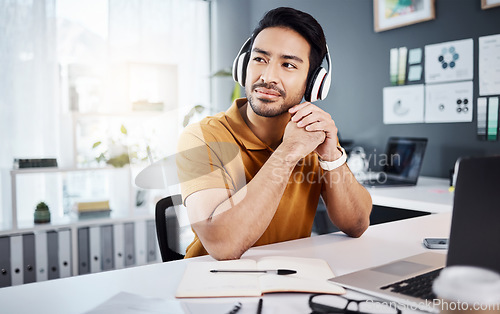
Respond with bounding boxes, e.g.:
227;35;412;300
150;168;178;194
232;37;332;102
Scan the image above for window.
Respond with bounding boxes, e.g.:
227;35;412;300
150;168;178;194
0;0;210;227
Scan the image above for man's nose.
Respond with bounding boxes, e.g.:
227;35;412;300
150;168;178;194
260;62;279;84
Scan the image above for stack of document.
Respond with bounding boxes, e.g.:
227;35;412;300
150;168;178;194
74;200;111;219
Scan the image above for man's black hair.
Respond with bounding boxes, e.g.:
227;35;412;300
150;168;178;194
250;7;327;84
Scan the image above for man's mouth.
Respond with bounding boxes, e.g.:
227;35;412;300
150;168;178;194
254;87;282;100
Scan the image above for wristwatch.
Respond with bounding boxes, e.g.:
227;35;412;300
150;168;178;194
318;146;347;171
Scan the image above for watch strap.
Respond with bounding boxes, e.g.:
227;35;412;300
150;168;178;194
318;146;347;171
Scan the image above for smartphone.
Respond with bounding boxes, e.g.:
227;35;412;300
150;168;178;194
423;238;448;249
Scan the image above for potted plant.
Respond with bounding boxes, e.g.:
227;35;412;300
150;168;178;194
34;201;51;224
92;124;132;168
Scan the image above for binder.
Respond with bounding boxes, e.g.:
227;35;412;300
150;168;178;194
135;220;147;266
0;236;12;287
100;225;114;271
77;227;90;275
89;226;102;273
34;231;48;282
113;223;125;269
146;220;158;263
47;230;60;280
58;228;72;278
124;222;135;267
22;233;37;284
10;234;23;285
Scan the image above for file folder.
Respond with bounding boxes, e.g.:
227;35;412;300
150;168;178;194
124;222;135;267
89;226;102;273
135;220;147;266
77;227;90;275
146;220;158;263
100;225;114;271
22;233;37;284
58;228;72;278
47;230;60;280
10;234;23;285
34;231;48;282
0;236;12;287
113;223;125;269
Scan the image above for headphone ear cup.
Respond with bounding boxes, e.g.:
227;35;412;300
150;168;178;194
233;38;252;87
233;51;250;87
309;67;327;102
304;67;323;102
239;52;250;87
232;52;246;86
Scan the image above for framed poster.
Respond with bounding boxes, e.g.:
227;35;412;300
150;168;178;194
482;0;500;9
374;0;436;32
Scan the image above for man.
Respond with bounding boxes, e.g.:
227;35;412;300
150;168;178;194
176;7;372;260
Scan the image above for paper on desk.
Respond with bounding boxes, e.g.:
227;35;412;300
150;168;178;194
84;292;185;314
183;301;256;314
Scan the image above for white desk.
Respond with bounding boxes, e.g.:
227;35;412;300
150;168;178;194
367;176;453;213
0;213;451;314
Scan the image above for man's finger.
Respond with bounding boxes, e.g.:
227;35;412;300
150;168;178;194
289;102;311;114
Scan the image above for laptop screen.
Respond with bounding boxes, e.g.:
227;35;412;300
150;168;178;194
382;137;428;182
446;155;500;274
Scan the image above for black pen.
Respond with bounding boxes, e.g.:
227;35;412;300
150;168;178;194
256;298;263;314
228;301;242;314
210;269;296;275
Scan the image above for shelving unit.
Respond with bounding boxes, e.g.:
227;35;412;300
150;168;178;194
9;166;134;231
0;165;172;288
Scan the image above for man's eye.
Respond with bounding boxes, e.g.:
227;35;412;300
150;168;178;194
283;63;296;69
253;57;265;63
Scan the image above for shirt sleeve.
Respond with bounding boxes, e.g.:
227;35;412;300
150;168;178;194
176;123;243;205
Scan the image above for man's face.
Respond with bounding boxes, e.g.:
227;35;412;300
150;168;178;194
245;26;310;118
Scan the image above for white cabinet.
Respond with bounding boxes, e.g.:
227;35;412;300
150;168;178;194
0;166;166;288
0;218;161;288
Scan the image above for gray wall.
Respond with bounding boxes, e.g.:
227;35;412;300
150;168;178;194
210;0;251;114
213;0;500;178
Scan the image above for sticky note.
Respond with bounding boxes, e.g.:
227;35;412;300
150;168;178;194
408;48;422;65
408;65;423;82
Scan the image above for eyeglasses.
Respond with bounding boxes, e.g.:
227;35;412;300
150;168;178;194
309;294;402;314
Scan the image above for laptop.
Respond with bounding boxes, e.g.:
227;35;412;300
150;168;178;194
362;137;428;187
329;155;500;313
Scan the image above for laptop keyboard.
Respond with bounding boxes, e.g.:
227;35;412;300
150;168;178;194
380;268;443;300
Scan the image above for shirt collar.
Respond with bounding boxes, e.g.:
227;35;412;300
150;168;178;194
223;98;271;151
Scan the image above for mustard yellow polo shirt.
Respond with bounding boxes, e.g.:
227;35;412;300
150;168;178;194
176;98;324;258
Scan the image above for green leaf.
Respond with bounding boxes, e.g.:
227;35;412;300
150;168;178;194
211;68;233;77
194;105;204;113
107;153;130;168
231;82;241;102
183;109;194;127
92;141;102;149
120;125;128;135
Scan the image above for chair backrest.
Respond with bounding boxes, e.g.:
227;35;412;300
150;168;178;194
155;194;185;262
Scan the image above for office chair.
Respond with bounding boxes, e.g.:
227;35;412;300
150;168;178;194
155;194;185;262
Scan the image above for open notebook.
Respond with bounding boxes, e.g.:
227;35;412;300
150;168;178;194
175;256;345;298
